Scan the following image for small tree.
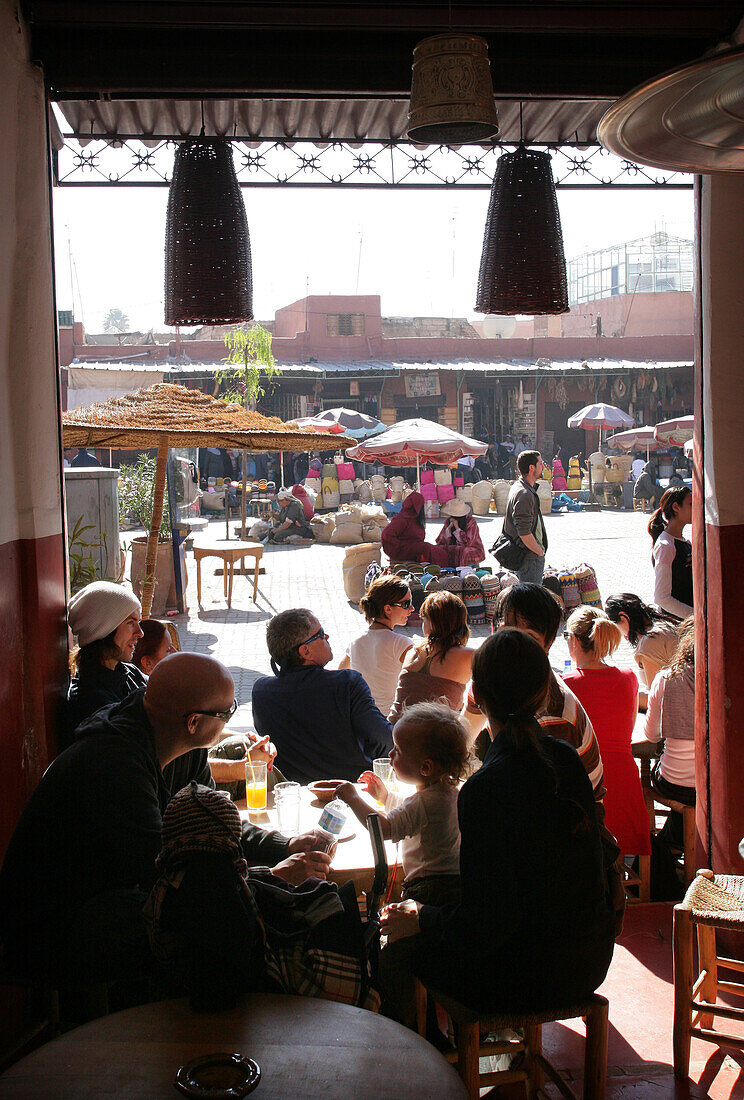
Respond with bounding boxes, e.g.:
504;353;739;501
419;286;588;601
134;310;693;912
218;323;278;535
218;323;277;407
118;453;171;538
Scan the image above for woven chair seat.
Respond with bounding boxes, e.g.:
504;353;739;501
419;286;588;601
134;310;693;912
424;985;601;1029
680;871;744;927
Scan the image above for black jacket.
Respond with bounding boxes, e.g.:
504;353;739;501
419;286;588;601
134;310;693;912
63;660;148;748
417;731;615;1012
0;692;288;976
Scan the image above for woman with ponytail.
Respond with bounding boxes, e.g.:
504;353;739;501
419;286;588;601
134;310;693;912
648;486;693;619
564;607;650;860
381;629;614;1020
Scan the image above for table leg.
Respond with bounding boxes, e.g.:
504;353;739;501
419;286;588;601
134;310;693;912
228;559;234;608
252;554;260;602
196;554;202;608
223;555;228;598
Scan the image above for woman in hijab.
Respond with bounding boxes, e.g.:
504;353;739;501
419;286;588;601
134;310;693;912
434;501;485;566
381;491;449;565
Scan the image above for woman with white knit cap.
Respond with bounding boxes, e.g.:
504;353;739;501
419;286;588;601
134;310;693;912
63;580;145;747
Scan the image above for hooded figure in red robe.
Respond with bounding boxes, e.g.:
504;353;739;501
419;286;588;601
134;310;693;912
381;491;450;565
435;501;485;566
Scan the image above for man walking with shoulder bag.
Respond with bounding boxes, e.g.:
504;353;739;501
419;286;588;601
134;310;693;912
494;449;548;583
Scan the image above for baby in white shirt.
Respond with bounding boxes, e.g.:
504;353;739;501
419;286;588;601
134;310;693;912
335;701;469;907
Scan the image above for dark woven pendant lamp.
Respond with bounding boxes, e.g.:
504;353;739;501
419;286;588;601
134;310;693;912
165;137;253;325
475;145;569;315
408;33;499;145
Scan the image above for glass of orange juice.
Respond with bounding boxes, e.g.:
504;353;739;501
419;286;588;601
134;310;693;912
244;760;267;811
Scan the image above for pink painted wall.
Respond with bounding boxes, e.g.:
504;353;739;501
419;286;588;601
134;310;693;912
561;291;693;338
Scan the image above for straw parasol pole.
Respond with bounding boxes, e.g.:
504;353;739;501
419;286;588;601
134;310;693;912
63;383;350;617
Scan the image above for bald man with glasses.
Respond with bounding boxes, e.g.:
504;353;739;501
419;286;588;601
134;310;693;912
0;654;331;985
252;608;393;784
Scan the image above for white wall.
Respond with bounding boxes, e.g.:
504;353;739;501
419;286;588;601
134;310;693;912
0;0;62;547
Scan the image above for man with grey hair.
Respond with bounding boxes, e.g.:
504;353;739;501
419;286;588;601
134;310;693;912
252;608;393;783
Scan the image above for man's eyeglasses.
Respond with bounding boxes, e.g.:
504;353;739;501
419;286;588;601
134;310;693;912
395;598;413;609
191;698;238;723
297;626;327;648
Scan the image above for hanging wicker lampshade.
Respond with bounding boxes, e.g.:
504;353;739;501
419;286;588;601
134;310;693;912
407;34;499;145
475;145;569;316
165;137;253;325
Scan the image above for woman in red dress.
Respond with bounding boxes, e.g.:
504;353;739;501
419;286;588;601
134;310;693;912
563;606;651;859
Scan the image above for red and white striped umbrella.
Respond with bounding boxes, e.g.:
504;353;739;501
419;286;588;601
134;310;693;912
607;426;661;453
567;403;635;432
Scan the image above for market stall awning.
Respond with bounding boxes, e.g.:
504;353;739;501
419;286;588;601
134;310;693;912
654;415;694;446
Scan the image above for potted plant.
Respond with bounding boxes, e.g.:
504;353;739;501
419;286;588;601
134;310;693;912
118;453;174;616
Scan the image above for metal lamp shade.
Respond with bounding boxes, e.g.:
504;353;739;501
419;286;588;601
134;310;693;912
165;137;253;325
407;34;499;145
475;146;569;316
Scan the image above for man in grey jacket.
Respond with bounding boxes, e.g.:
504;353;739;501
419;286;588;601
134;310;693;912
502;449;548;583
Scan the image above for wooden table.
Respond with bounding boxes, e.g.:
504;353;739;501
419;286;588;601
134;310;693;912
0;994;467;1098
192;537;263;608
240;785;405;897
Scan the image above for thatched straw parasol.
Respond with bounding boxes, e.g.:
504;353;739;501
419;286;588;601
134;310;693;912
63;383;349;616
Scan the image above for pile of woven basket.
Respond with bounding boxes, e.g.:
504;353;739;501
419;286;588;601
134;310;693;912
544;563;602;610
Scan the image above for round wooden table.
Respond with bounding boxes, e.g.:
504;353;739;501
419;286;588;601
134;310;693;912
0;995;467;1098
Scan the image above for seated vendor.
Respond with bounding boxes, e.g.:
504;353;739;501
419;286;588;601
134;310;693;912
380;491;449;566
267;487;313;542
434;501;485;566
0;654;331;984
252;609;393;783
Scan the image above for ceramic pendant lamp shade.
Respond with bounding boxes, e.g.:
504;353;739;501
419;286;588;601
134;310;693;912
165;137;253;325
475;145;569;316
407;33;499;145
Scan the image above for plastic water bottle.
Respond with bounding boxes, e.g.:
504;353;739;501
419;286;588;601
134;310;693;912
563;658;572;676
317;798;347;853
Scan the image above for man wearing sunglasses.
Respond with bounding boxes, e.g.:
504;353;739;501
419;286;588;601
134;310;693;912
252;608;393;785
0;653;331;986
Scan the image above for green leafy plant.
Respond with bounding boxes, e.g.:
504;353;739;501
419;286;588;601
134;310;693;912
68;515;104;593
118;453;171;539
219;323;277;406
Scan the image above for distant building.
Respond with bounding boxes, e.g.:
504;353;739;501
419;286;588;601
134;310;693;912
567;232;694;305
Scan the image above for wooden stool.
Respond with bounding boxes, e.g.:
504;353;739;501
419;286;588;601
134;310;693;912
414;980;609;1099
621;853;651;903
633;497;651;513
673;870;744;1080
652;793;696;887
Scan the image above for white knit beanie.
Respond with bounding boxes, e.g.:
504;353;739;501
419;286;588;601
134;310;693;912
68;581;141;647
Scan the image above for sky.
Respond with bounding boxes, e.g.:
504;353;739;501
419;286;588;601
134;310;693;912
52;181;694;334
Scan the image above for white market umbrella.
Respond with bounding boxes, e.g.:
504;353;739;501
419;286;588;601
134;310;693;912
684;437;694;458
568;403;634;502
607;425;660;462
346;417;487;489
654;415;694;447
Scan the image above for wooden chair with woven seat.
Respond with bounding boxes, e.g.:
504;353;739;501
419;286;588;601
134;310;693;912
673;869;744;1080
633;497;652;513
414;979;609;1099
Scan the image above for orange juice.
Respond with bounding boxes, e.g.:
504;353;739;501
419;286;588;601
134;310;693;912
245;780;267;810
244;760;268;811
